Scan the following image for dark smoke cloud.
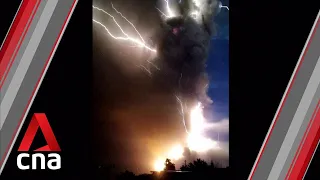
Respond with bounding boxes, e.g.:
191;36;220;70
93;0;222;174
155;15;214;106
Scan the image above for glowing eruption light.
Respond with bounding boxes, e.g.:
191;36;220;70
154;158;166;172
187;102;219;152
153;144;184;171
154;102;220;171
168;144;184;160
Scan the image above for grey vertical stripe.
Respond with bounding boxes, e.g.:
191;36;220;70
0;0;48;160
0;1;40;84
268;55;320;180
0;0;58;130
279;71;320;179
278;16;320;179
279;86;320;179
1;0;47;101
250;10;320;180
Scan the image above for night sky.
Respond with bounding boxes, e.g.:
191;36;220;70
205;0;229;144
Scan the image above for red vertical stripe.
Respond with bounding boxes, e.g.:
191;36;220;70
0;0;40;87
285;101;320;179
288;100;320;179
0;0;28;61
0;0;41;167
0;0;78;168
249;18;320;180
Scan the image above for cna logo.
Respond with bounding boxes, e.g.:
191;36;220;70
17;113;61;170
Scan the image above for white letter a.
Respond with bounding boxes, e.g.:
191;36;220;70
47;153;61;170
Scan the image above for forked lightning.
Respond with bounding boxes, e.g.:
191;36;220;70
92;5;156;52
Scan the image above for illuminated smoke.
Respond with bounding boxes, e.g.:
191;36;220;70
168;144;184;160
156;7;170;19
151;0;224;171
153;102;221;171
93;0;226;172
164;0;175;17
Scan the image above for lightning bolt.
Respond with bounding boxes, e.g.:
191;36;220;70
92;5;156;52
175;95;189;134
164;0;174;17
156;7;169;18
110;3;146;45
156;0;176;19
138;56;160;76
147;59;160;70
137;64;152;76
219;3;229;11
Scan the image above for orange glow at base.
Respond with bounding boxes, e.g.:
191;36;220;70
152;102;222;170
154;158;165;172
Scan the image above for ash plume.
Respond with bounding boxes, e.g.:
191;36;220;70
92;0;224;174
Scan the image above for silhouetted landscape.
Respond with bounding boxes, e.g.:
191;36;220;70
94;158;230;180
